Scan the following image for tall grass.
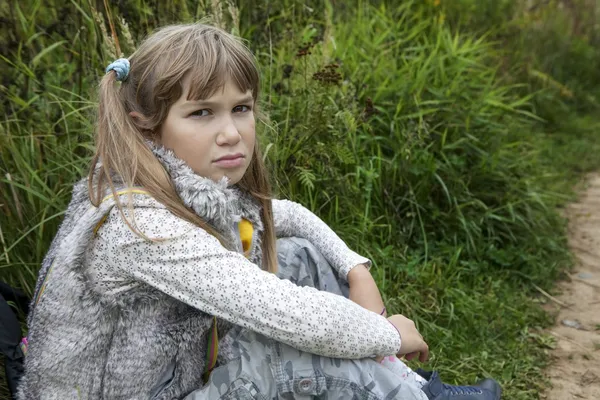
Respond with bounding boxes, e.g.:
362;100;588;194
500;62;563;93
441;0;600;179
2;1;600;399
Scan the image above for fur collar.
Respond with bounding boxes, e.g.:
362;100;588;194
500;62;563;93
150;144;264;264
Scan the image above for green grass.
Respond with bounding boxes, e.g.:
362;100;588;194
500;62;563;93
2;1;600;399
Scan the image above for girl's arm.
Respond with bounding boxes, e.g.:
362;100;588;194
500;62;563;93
272;199;370;279
99;207;400;359
273;199;387;315
348;265;387;316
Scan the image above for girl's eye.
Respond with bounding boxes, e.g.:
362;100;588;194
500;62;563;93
233;105;251;113
190;109;210;117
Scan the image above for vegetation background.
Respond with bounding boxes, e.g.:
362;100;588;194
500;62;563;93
2;0;600;398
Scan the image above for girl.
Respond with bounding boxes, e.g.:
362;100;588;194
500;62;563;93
18;23;501;400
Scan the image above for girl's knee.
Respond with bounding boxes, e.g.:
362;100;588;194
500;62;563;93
276;237;348;295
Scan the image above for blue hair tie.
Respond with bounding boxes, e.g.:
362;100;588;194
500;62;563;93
105;58;130;82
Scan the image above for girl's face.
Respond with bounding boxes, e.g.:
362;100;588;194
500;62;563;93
158;76;256;185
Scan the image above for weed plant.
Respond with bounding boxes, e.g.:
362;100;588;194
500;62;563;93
2;1;600;399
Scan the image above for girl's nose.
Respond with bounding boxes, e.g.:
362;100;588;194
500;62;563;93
216;117;241;146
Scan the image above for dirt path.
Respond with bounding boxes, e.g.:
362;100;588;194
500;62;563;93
544;174;600;399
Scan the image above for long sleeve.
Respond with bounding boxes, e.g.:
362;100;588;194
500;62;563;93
273;199;369;279
92;207;401;359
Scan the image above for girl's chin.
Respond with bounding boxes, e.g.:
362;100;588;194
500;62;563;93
194;166;248;186
217;172;244;186
225;175;243;186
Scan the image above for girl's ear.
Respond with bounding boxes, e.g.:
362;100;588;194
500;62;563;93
129;111;145;120
129;111;154;132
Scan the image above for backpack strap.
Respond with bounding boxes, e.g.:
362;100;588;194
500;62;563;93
203;316;219;383
203;218;254;382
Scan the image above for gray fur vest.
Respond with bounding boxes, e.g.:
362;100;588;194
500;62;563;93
17;146;265;400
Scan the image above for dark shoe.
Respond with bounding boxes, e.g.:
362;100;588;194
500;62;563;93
416;369;502;400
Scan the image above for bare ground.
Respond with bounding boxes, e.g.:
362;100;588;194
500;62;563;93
544;174;600;399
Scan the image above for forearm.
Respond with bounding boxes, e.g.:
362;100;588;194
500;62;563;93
273;199;371;279
347;264;386;316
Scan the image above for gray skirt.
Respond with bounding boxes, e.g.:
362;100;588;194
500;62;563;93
185;237;428;400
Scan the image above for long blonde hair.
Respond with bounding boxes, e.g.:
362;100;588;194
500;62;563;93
89;23;277;273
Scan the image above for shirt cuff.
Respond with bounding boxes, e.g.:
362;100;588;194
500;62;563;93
338;251;372;280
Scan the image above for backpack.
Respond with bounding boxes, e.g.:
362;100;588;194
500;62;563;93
0;281;30;400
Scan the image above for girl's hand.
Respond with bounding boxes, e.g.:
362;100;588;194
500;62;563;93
387;314;429;362
347;265;429;362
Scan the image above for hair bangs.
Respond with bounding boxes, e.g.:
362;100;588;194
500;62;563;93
185;34;259;102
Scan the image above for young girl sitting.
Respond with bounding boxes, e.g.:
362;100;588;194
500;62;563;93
18;23;501;400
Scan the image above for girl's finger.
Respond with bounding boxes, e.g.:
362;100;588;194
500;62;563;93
418;348;429;362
